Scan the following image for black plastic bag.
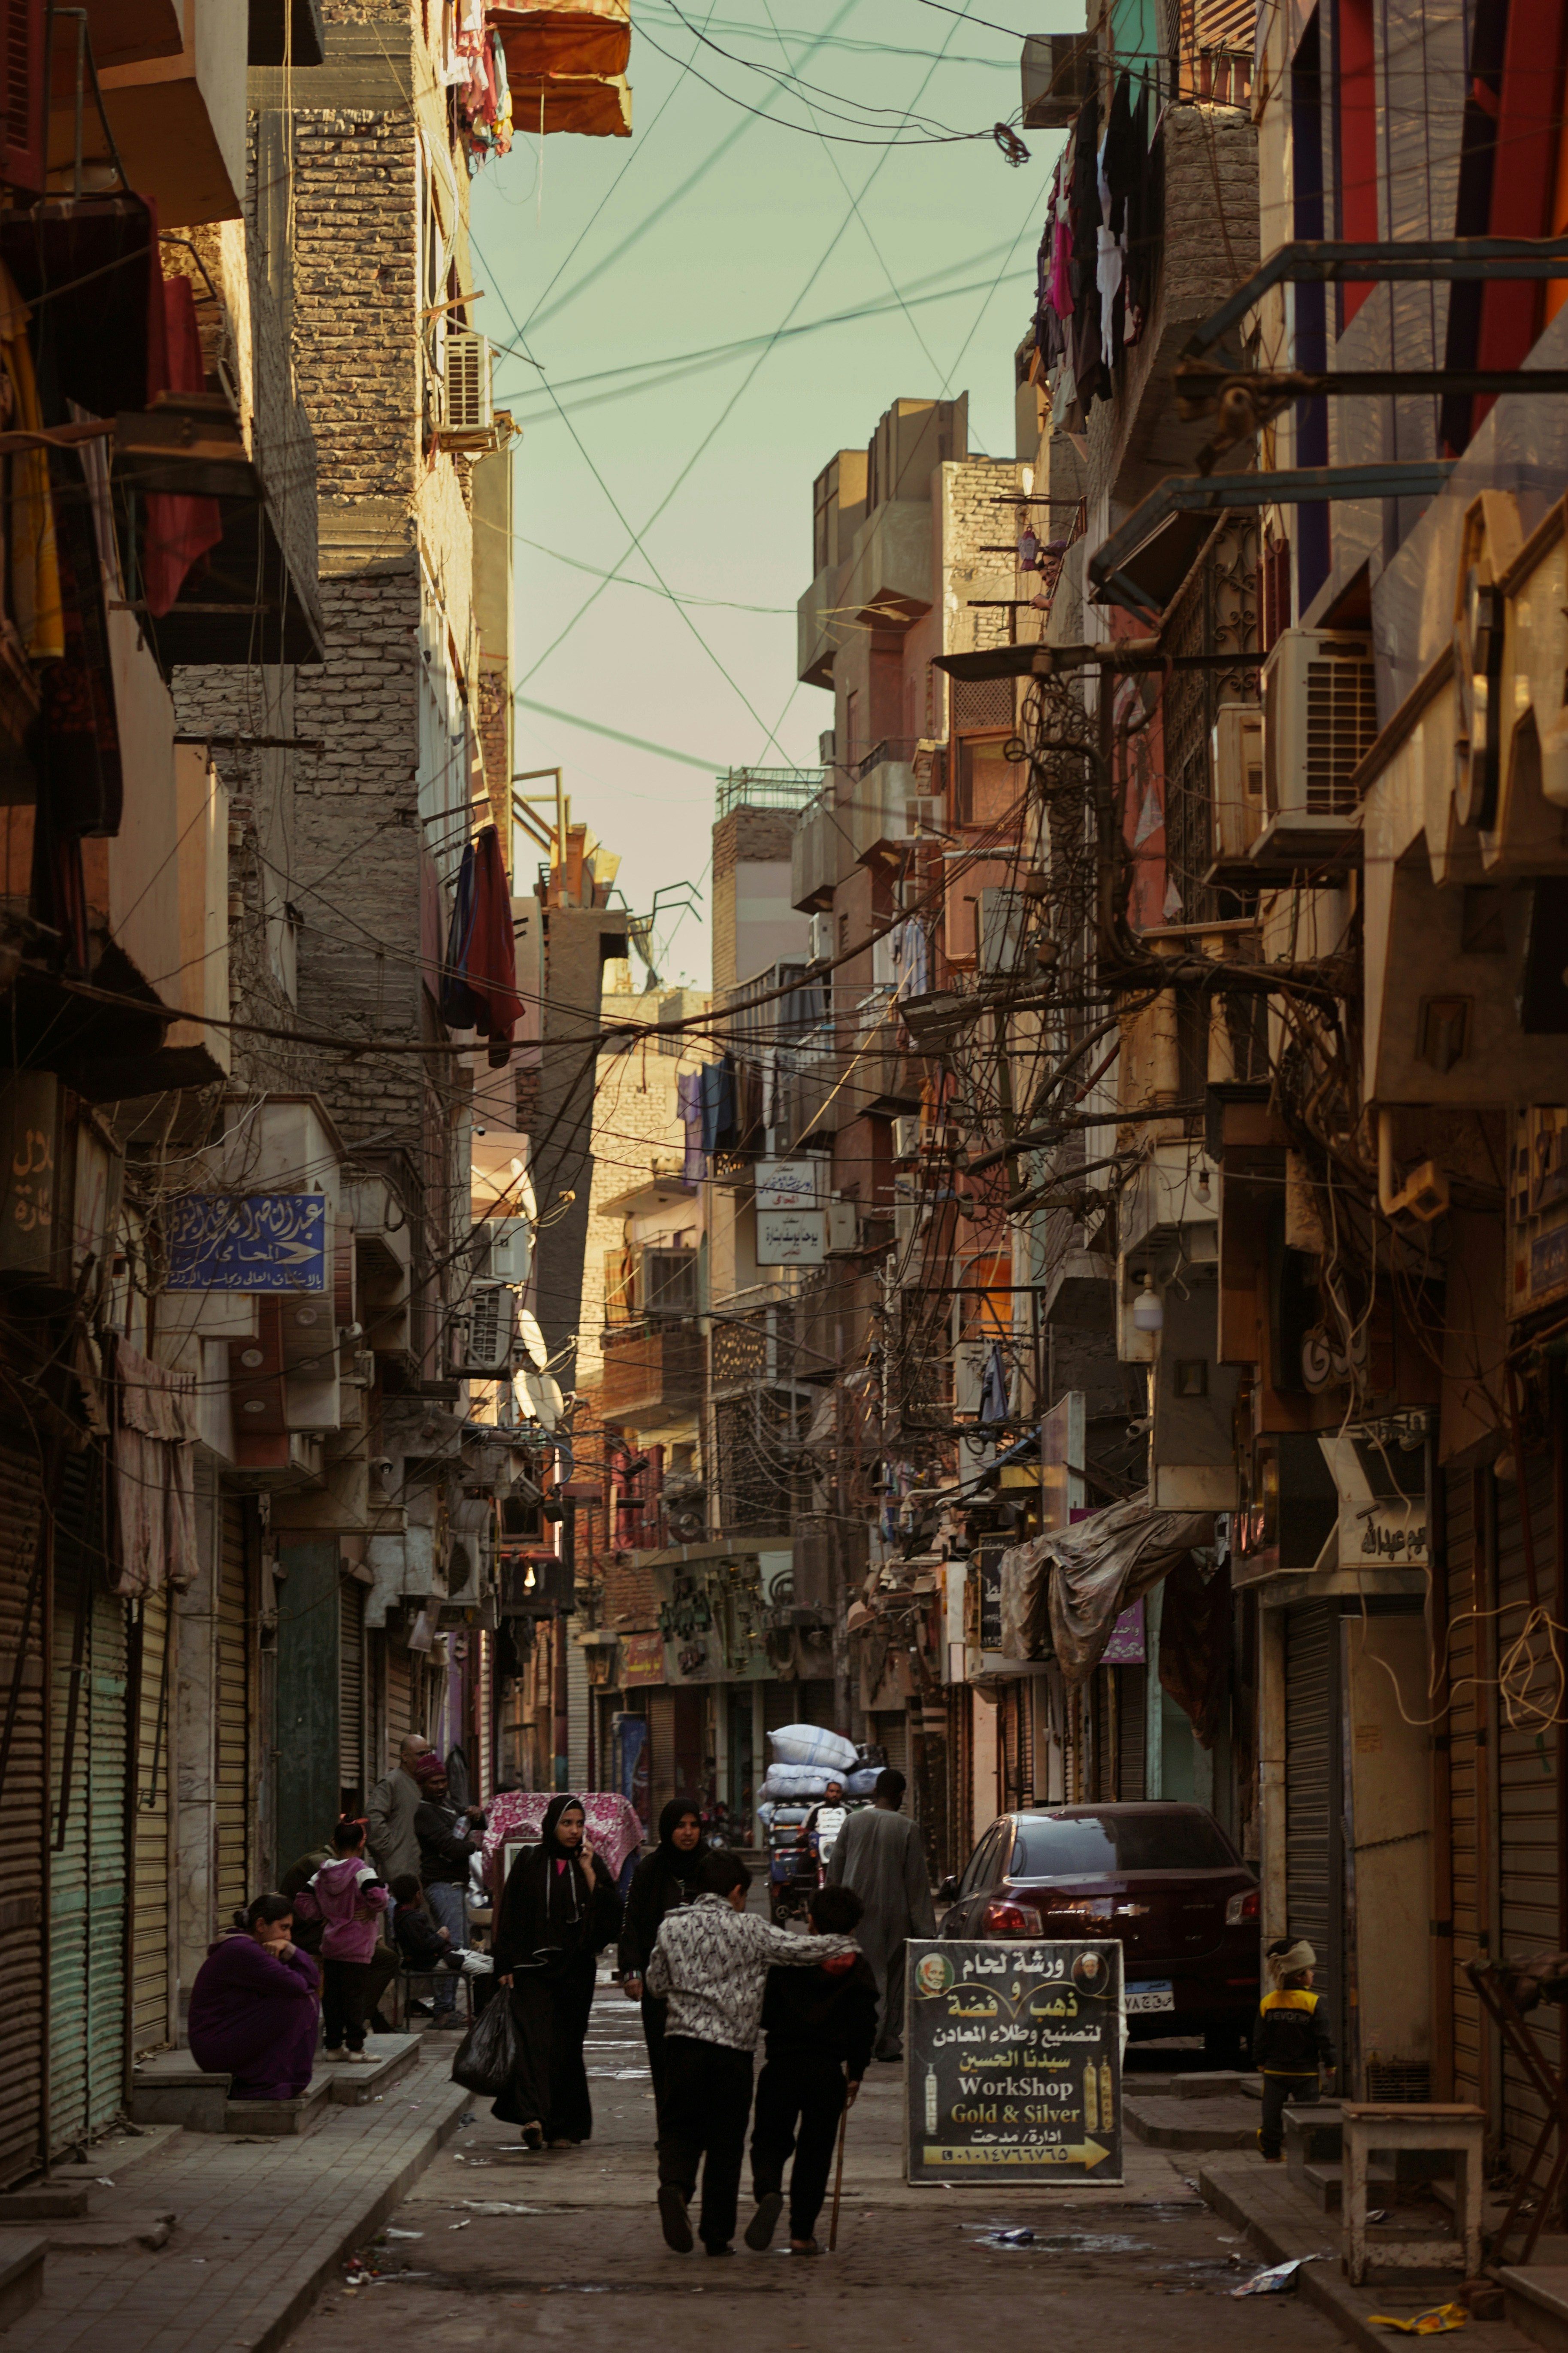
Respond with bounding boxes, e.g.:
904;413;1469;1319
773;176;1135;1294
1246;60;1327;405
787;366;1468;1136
451;1991;518;2095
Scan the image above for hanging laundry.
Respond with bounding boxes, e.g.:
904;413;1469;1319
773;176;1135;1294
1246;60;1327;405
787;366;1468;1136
980;1342;1010;1425
0;263;63;662
677;1070;705;1180
699;1058;737;1153
441;840;481;1029
463;824;525;1064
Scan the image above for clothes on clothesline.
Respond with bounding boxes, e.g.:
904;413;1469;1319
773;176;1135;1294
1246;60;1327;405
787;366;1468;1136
1034;72;1162;421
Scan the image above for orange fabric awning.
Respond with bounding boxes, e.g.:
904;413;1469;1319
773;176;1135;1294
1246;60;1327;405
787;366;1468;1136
488;0;630;79
502;69;632;136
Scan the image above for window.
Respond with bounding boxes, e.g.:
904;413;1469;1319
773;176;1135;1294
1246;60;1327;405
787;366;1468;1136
958;1819;1007;1896
956;738;1022;827
1012;1810;1241;1875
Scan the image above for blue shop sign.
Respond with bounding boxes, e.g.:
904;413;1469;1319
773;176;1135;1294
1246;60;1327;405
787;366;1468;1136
166;1192;329;1293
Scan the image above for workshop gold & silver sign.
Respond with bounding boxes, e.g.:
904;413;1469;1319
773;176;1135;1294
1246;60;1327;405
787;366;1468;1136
904;1939;1124;2186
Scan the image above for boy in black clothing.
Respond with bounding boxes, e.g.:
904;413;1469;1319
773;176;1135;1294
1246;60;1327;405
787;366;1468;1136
745;1883;878;2255
1253;1936;1336;2160
389;1872;465;2014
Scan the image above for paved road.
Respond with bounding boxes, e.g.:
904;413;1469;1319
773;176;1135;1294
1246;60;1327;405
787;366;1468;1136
287;1975;1340;2353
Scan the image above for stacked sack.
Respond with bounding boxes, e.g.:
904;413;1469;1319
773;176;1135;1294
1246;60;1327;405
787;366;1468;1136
757;1724;881;1805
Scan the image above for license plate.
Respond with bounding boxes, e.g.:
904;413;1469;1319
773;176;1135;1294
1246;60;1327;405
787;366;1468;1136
1126;1981;1175;2014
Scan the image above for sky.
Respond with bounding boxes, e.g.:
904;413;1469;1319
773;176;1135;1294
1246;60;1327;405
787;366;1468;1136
469;0;1076;985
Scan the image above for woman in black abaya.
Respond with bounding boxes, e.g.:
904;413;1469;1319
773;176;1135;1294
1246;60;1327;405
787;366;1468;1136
492;1793;622;2149
617;1798;705;2116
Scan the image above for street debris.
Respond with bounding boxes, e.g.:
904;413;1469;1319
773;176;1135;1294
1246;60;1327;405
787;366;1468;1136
451;2200;546;2215
1230;2255;1329;2296
381;2229;423;2240
1370;2308;1469;2335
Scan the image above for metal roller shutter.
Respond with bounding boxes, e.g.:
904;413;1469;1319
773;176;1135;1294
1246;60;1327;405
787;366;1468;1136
476;1630;491;1801
49;1447;128;2150
387;1640;414;1754
1285;1601;1341;2058
1444;1467;1485;2113
339;1577;366;1800
130;1590;173;2056
1117;1665;1148;1801
0;1432;47;2186
872;1711;908;1781
1495;1455;1558;2171
215;1497;251;1924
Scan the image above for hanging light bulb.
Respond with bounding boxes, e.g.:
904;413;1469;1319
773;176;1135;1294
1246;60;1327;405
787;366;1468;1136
1132;1275;1163;1331
524;1562;537;1591
1017;526;1040;570
1196;1167;1212;1204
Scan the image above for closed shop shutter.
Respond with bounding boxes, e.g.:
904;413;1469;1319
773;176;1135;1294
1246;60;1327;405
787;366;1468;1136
872;1710;908;1781
567;1635;589;1795
387;1637;414;1756
1117;1665;1148;1801
339;1577;366;1799
50;1447;128;2150
763;1682;801;1734
1285;1601;1340;2057
800;1677;835;1729
999;1682;1033;1807
0;1432;47;2188
130;1590;173;2056
1495;1455;1558;2170
1444;1467;1484;2113
475;1631;491;1802
215;1496;251;1925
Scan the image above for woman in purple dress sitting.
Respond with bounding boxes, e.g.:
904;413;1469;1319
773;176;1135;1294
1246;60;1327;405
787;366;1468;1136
188;1893;321;2099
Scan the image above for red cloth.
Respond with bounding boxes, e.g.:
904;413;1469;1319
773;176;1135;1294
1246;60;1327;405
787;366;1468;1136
464;823;524;1064
143;275;221;619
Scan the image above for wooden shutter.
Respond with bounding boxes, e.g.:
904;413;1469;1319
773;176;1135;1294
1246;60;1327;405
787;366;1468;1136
50;1448;129;2150
0;1431;47;2187
130;1589;173;2057
0;0;46;197
339;1577;366;1798
214;1496;251;1925
1117;1664;1148;1801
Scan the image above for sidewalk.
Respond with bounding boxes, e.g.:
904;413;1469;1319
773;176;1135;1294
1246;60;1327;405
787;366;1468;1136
19;2046;468;2353
1197;2153;1536;2353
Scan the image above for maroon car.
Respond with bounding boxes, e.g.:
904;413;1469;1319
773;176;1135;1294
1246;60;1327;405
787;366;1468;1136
937;1802;1260;2062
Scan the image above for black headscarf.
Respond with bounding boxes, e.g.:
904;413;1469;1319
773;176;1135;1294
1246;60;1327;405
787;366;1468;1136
654;1798;706;1892
493;1794;608;1974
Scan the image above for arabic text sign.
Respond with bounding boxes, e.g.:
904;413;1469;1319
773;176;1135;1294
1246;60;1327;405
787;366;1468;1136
905;1938;1123;2186
756;1209;825;1265
755;1159;821;1213
166;1192;329;1293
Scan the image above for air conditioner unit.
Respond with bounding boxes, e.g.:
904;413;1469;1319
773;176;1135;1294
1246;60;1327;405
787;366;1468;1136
642;1248;699;1317
453;1282;515;1376
1211;703;1266;861
445;329;493;433
1259;630;1378;862
475;1215;532;1286
807;912;832;966
891;1116;922;1163
825;1200;860;1255
902;795;943;837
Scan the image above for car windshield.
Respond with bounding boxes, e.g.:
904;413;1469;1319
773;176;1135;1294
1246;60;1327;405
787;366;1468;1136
1011;1812;1238;1876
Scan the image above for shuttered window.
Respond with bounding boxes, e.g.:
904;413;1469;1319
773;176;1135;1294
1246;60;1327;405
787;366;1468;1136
1496;1456;1559;2171
1285;1601;1340;2059
215;1497;251;1925
1444;1467;1484;2113
339;1577;366;1799
387;1637;414;1756
50;1447;128;2150
0;1432;46;2186
1117;1665;1148;1801
130;1589;173;2056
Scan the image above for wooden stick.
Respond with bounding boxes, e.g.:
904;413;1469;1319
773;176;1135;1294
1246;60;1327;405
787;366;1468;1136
828;2086;850;2253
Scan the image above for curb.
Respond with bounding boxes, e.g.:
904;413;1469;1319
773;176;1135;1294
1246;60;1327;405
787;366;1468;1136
251;2071;470;2353
1197;2164;1531;2353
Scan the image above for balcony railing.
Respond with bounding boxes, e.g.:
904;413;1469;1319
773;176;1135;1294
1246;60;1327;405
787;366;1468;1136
716;767;825;819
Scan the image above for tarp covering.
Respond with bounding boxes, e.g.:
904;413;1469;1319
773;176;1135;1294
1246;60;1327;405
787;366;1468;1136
496;66;633;133
997;1493;1214;1684
487;0;630;76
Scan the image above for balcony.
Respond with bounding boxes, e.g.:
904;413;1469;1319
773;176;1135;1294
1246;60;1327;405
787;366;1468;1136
842;500;932;629
791;785;840;911
600;1322;704;1426
798;564;840;689
847;749;929;862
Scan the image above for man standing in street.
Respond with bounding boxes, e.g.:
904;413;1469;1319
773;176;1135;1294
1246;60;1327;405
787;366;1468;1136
366;1732;433;1883
825;1768;935;2062
802;1778;852;1872
646;1849;859;2257
412;1753;485;2022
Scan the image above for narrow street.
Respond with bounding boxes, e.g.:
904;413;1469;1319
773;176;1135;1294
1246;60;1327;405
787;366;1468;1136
289;1980;1338;2353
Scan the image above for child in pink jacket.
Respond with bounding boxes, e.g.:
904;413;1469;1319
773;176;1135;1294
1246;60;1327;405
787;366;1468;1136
299;1817;390;2060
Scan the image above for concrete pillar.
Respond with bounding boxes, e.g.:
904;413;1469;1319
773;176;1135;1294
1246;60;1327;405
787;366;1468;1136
1259;1600;1287;1947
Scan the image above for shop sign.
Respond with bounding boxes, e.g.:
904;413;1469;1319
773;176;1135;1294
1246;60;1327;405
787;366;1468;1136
166;1192;328;1292
620;1630;666;1686
905;1939;1124;2185
756;1209;825;1264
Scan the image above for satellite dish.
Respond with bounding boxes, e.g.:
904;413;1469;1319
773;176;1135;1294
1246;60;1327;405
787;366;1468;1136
521;1366;563;1432
518;1309;547;1371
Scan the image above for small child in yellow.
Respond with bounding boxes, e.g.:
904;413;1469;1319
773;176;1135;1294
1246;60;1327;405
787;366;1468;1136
1254;1937;1336;2161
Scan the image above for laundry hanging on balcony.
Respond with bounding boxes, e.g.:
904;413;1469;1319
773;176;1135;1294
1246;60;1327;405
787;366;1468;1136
442;823;525;1064
112;1339;198;1597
